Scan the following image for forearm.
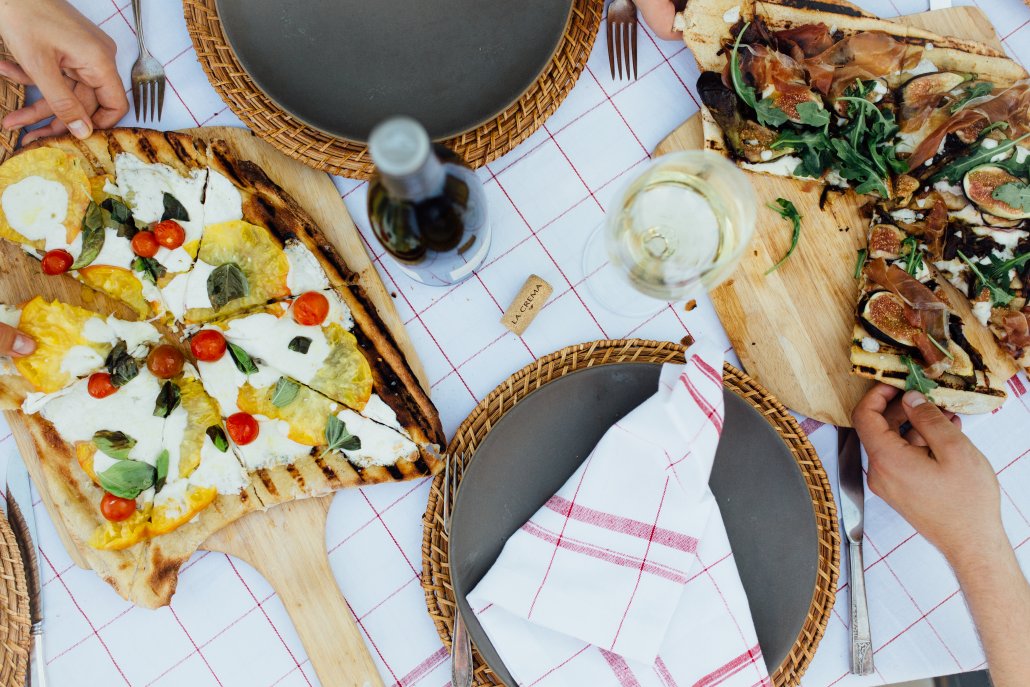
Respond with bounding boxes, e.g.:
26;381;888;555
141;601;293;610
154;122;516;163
951;534;1030;687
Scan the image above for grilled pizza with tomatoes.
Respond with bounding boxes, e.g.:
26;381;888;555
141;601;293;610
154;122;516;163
0;129;444;607
677;0;1029;410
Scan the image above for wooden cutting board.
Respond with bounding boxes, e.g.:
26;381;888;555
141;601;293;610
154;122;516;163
655;5;1019;427
0;126;429;687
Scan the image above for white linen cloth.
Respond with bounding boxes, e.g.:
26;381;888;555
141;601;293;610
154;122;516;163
467;341;772;687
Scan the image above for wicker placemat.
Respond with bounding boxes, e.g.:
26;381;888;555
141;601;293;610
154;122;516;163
0;513;30;687
422;339;840;686
0;37;25;164
183;0;602;179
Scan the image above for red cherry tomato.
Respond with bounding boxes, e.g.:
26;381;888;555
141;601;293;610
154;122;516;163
226;413;259;445
146;344;185;379
87;372;119;399
293;291;330;326
152;220;186;249
41;249;74;275
100;492;136;522
190;329;227;362
130;230;159;258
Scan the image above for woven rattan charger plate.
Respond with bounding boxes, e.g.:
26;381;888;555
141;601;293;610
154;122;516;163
0;36;24;164
183;0;602;180
422;339;840;686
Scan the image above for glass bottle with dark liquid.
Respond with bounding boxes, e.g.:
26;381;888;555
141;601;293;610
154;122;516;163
367;117;491;286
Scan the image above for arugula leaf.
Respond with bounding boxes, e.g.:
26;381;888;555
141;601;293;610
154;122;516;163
324;415;362;453
288;336;311;354
927;335;954;360
132;256;166;285
854;248;867;279
902;356;938;397
154;449;169;493
153;381;181;418
958;250;1013;306
992;182;1030;213
930;133;1030;184
764;198;802;274
105;341;139;387
980;251;1030;297
207;263;249;311
206;425;229;452
754;98;789;127
226;342;258;375
949;81;993;114
271;377;300;408
92;430;136;460
161;192;190;222
728;22;788;128
901;235;922;276
98;459;156;500
70;201;105;270
828;95;905;197
772;128;832;178
796;101;830;127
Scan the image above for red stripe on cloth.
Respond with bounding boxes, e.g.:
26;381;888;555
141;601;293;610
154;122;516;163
1010;375;1027;397
391;646;448;687
799;417;825;436
520;522;689;583
691;356;722;387
527;646;591;686
654;656;681;687
681;374;724;433
692;644;763;687
600;649;643;687
544;496;699;553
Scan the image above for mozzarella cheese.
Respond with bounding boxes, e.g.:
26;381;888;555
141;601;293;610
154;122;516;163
2;176;70;250
189;435;248;493
107;153;207;246
83;315;160;356
162;403;190;482
223;312;330;385
336;409;416;468
722;5;740;23
204;171;244;225
284;240;332;293
740;155;802;178
860;337;881;353
196;349;279;416
60;345;106;377
972;300;993;326
361;394;405;434
236;416;312;469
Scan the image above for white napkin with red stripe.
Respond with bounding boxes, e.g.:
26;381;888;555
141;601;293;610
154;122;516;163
467;340;772;687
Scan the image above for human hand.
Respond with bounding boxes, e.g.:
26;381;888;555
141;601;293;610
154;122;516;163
0;323;35;357
851;383;1004;570
634;0;682;41
0;0;128;143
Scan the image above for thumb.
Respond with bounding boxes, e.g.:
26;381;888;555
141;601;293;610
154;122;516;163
28;60;91;139
0;323;36;357
902;391;964;458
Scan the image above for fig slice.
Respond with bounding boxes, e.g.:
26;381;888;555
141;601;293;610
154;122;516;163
868;224;907;260
980;212;1024;228
860;290;920;348
900;72;968;105
963;164;1030;220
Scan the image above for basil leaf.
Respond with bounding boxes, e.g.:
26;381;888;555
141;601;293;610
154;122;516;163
101;197;137;239
796;101;830;128
154;449;169;493
992;182;1030;213
105;341;139;387
324;415;362;453
271;377;300;408
92;430;137;460
207;263;249;311
206;425;229;452
132;256;167;285
853;248;867;279
161;192;190;222
226;342;258;375
764;198;802;274
902;355;938;398
154;381;181;418
70;201;105;270
288;336;312;354
98;459;156;500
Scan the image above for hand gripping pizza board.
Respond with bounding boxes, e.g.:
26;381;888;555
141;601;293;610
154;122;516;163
655;4;1019;427
0;126;426;687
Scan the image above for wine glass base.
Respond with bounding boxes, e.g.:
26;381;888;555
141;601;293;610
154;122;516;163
582;225;669;318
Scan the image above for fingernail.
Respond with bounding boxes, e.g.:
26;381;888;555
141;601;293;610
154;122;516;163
903;390;926;408
68;120;89;138
11;334;35;356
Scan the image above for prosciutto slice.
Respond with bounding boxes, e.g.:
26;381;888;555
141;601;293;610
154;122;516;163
803;32;919;96
996;308;1030;352
772;23;836;61
864;258;952;377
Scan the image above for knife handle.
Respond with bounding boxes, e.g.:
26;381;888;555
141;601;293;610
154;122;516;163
848;541;874;675
29;622;46;687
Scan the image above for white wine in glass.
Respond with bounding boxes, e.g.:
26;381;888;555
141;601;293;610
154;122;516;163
584;151;756;315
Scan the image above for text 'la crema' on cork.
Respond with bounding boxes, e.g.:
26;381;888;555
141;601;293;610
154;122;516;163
501;275;553;335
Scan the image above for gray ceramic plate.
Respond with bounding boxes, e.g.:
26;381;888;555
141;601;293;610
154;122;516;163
215;0;575;142
449;363;818;684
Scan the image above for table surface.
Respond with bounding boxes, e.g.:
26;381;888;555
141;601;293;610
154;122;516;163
3;1;1029;686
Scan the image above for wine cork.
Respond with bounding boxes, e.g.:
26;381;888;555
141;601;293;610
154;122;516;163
501;275;553;335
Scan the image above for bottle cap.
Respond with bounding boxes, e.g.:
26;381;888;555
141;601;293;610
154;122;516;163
369;117;431;177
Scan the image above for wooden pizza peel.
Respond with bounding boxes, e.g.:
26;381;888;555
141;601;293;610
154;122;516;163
655;4;1020;427
0;126;428;687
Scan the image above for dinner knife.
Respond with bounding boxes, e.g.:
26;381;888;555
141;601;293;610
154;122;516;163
837;427;874;675
6;452;47;687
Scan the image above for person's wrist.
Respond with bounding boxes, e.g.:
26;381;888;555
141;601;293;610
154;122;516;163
944;523;1012;579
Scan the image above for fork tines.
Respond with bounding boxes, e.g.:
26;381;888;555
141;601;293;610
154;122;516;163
606;0;639;81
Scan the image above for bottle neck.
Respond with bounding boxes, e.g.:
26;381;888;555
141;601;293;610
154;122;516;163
379;150;446;202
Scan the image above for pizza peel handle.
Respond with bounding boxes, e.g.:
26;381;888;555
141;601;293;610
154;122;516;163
203;497;385;687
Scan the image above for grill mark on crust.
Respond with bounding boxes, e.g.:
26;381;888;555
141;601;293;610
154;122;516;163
412;455;430;476
284;462;305;491
763;0;867;17
313;455;340;486
256;468;278;496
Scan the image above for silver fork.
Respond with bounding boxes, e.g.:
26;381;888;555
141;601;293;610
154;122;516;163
129;0;166;122
442;452;473;687
606;0;638;81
